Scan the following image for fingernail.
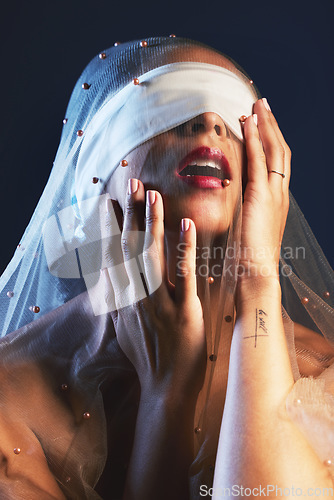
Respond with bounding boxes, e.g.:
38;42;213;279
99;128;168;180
106;197;111;213
100;268;108;278
128;178;138;194
181;218;190;232
147;190;156;206
262;98;271;112
252;114;258;126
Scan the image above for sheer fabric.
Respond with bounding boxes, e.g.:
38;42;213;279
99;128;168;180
0;37;333;498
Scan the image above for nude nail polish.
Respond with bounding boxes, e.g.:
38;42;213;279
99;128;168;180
262;98;271;112
128;178;138;194
181;218;190;232
252;114;258;126
105;197;111;213
147;190;156;206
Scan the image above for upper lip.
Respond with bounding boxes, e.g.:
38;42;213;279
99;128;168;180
177;146;231;178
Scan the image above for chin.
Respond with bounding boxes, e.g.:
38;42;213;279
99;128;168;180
192;216;230;240
162;185;236;235
165;202;230;238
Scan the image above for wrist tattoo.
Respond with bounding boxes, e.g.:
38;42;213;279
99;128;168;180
244;308;269;347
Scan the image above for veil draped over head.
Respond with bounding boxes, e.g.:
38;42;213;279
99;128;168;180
0;36;333;498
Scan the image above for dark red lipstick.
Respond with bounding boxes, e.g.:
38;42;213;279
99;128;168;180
176;146;231;189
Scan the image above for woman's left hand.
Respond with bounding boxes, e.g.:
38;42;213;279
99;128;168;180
239;98;291;280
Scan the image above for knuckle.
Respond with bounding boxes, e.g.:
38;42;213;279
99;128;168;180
102;235;123;267
131;299;146;316
247;140;265;160
124;203;137;220
103;245;118;266
121;236;133;258
257;151;266;162
121;231;142;260
145;212;160;226
103;247;113;265
124;196;139;218
142;247;161;269
267;142;285;157
251;151;266;164
142;245;160;260
180;240;192;251
105;212;114;230
176;261;190;278
104;290;114;307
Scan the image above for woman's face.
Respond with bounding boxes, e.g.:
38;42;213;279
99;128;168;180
108;48;246;237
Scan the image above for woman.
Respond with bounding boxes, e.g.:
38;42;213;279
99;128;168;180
0;36;333;499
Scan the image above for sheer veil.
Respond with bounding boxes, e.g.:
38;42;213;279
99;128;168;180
0;36;254;335
0;36;333;497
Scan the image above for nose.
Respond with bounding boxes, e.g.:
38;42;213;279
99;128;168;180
189;112;226;137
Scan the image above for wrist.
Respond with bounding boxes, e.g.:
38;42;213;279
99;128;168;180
237;258;279;280
138;352;206;405
237;274;282;305
139;381;199;414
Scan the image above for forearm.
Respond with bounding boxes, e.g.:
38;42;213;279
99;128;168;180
214;277;333;494
123;386;196;500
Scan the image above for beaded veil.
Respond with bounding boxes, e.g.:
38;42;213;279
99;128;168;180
0;37;333;498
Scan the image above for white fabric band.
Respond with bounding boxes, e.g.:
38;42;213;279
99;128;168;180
75;62;256;204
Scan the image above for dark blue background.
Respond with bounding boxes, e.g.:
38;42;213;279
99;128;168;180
0;0;333;273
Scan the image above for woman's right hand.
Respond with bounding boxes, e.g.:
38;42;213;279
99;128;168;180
102;179;206;398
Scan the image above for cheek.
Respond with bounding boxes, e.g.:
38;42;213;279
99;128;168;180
105;169;127;214
126;142;154;179
106;142;155;205
136;142;183;192
228;140;245;183
223;140;244;210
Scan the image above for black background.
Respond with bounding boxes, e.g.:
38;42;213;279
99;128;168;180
0;0;333;273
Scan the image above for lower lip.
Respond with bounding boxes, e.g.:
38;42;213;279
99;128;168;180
177;175;224;189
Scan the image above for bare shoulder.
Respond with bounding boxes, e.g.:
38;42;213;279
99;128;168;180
293;322;334;377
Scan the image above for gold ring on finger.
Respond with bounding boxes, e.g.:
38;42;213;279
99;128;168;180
269;170;285;178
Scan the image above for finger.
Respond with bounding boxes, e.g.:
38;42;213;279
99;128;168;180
101;198;123;272
110;199;123;232
104;197;131;310
243;114;268;186
104;191;147;311
261;99;291;182
140;190;169;301
175;218;197;305
101;267;117;314
255;99;290;235
252;100;285;192
123;178;145;234
103;245;132;311
116;178;152;308
255;98;291;190
121;178;146;264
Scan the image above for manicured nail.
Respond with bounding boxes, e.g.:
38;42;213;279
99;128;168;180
262;98;271;112
128;178;138;194
252;114;258;126
147;190;156;206
181;218;190;232
106;197;111;213
100;268;108;278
